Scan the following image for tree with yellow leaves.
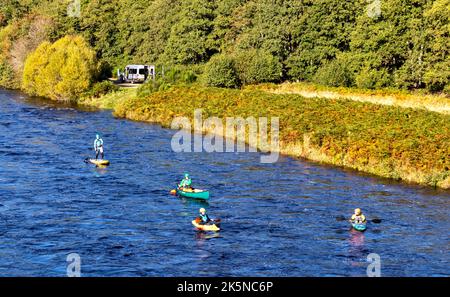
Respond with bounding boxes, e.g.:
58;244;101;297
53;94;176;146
22;35;97;101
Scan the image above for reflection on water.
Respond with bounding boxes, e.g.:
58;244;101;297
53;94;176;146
349;229;366;253
195;232;222;241
180;197;210;208
94;166;109;177
0;89;449;276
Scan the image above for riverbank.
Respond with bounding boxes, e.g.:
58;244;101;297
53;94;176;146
78;84;450;189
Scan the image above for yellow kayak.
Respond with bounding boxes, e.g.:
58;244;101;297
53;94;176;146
191;220;220;232
87;159;110;166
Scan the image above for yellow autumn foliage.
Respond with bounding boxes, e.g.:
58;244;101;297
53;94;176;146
22;35;97;101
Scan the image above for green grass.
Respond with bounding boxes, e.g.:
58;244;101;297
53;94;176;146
78;87;136;110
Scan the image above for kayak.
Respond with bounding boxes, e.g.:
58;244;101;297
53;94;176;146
352;223;367;232
177;188;209;200
86;159;110;166
192;220;220;232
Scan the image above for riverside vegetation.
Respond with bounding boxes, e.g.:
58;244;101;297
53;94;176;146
1;0;449;188
1;0;449;94
79;84;450;189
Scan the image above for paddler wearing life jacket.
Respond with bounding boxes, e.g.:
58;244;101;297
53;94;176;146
350;208;366;224
178;173;192;190
196;208;212;225
94;133;104;160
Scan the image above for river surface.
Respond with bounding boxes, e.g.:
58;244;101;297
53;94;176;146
0;89;448;276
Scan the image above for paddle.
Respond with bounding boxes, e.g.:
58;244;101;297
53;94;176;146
336;215;382;224
86;147;98;160
203;218;221;227
335;215;347;222
194;217;220;225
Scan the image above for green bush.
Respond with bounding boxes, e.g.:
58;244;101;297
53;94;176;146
394;56;427;90
163;66;198;84
355;67;392;89
137;80;161;97
423;61;450;93
97;61;113;81
0;59;15;88
181;69;197;84
136;65;200;97
202;54;239;88
443;84;450;96
86;80;119;98
234;50;283;85
313;58;354;87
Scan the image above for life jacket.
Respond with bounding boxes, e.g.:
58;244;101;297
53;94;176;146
352;214;366;224
95;139;103;148
199;214;210;223
180;178;191;188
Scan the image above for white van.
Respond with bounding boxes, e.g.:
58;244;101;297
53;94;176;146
122;65;155;83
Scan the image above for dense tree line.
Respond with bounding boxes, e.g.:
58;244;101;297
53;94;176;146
0;0;448;92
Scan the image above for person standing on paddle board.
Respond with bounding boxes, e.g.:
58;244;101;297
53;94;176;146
178;173;192;190
94;134;104;160
350;208;366;224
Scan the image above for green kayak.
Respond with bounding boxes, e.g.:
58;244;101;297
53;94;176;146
177;188;210;200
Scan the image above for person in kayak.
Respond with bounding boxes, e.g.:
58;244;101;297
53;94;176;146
196;208;212;225
178;173;192;190
350;208;366;224
94;133;104;160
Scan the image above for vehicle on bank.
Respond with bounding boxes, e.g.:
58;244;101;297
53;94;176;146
118;64;155;83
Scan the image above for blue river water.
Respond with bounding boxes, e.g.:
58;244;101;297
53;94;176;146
0;89;448;276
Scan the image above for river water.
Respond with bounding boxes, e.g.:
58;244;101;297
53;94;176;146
0;89;448;276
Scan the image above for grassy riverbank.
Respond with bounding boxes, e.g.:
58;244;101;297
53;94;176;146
80;85;450;189
79;87;136;110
